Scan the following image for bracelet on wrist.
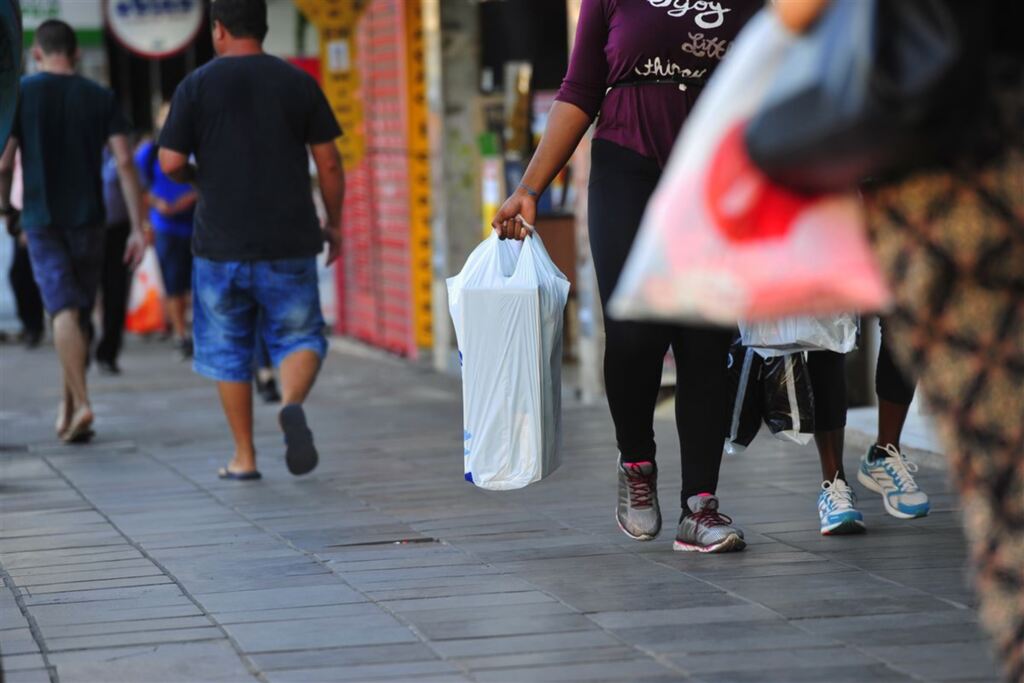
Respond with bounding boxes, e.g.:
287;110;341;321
518;182;540;198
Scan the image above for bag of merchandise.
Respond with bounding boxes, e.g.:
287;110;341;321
608;11;889;325
739;314;858;358
125;247;166;334
725;339;763;455
447;230;570;490
761;353;815;445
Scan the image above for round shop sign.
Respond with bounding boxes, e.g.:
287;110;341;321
105;0;203;58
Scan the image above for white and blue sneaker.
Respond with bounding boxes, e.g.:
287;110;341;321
858;443;930;519
818;475;866;536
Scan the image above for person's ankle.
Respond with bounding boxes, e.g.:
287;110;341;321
230;449;257;471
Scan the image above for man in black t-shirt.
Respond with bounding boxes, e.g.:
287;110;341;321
159;0;345;481
0;20;146;443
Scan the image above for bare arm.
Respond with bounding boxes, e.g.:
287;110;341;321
158;148;196;184
491;101;593;240
108;134;146;268
310;141;345;266
773;0;830;32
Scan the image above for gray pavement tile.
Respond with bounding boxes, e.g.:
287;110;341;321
17;575;174;595
215;602;385;625
0;669;54;683
379;590;555;613
47;641;256;682
223;615;417;652
431;630;620;658
39;615;214;639
415;614;598;641
588;605;778;629
21;583;186;607
471;659;680;682
0;628;41;655
691;664;914;683
668;645;883;674
248;642;438;671
195;585;365;613
7;561;162;584
459;645;637;671
259;660;462;682
613;619;841;653
860;641;999;681
0;547;144;570
27;601;201;627
765;596;961;619
0;652;46;671
46;626;225;652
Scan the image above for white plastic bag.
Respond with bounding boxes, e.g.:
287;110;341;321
447;232;570;490
608;11;889;324
739;314;858;359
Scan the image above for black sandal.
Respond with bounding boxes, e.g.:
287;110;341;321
279;404;318;476
217;467;262;481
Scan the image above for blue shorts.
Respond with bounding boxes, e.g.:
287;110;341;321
154;231;192;297
24;225;105;316
192;257;327;382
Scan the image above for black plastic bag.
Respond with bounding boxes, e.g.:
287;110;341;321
724;340;763;454
761;353;815;444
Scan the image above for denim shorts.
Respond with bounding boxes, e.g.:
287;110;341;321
24;225;105;316
154;232;192;297
192;257;327;382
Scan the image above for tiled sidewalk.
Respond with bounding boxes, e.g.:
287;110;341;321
0;340;997;682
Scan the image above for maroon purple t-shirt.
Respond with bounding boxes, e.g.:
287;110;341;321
557;0;762;167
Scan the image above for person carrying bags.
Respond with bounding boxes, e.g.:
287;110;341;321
493;0;760;553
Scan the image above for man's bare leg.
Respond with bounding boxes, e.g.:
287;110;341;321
278;349;321;475
166;294;188;339
216;381;257;474
279;348;321;406
53;309;93;439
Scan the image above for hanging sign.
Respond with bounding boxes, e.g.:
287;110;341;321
104;0;203;58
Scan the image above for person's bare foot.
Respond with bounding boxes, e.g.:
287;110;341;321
60;405;94;443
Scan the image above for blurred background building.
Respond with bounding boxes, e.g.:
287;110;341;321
5;0;883;407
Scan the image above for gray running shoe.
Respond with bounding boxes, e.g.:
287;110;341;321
674;494;745;553
616;457;662;541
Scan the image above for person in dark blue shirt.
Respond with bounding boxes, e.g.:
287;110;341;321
137;103;197;360
0;20;146;443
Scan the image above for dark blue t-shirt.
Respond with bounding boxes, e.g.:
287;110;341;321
14;73;130;231
158;54;342;261
135;141;194;238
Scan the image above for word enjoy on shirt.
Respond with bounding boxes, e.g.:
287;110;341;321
645;0;731;28
680;32;729;60
633;57;708;80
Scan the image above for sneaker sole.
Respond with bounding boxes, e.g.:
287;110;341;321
615;511;659;541
821;518;866;536
672;534;745;554
857;469;929;520
280;404;319;476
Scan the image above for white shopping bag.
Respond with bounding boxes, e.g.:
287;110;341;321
739;314;858;359
608;11;889;325
447;231;570;490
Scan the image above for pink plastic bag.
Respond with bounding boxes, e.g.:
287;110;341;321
609;11;890;325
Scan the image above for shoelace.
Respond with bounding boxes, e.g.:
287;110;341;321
822;474;855;510
690;507;734;528
879;444;920;492
623;465;654;508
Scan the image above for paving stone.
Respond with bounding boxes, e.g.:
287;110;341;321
223;616;417;652
248;642;438;671
690;664;914;683
46;626;225;652
0;652;47;671
260;660;462;681
1;669;54;683
471;659;679;682
47;641;256;682
39;615;214;639
195;585;365;613
431;630;620;658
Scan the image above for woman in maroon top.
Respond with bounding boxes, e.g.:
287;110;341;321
493;0;760;553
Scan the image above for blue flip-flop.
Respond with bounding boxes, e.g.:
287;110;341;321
218;467;262;481
279;404;318;476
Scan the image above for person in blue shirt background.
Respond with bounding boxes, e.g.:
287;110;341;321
136;103;196;359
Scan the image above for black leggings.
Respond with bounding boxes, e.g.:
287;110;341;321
805;315;918;434
589;140;733;504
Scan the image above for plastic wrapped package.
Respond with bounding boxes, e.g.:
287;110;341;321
447;232;570;490
739;314;858;358
725;340;763;454
761;353;815;445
